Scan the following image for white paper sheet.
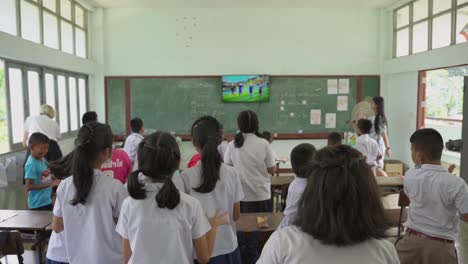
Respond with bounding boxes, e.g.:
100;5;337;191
326;113;336;129
310;110;321;125
339;79;350;94
337;95;348;111
327;80;338;95
290;112;295;117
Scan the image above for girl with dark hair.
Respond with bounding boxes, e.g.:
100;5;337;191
180;117;244;263
257;145;399;264
370;96;391;168
116;131;229;264
51;122;128;264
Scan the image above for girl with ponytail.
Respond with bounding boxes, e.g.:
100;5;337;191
116;131;229;264
181;117;244;263
370;96;391;171
51;122;128;264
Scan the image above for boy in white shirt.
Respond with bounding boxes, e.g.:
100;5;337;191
278;143;316;229
123;117;144;163
354;119;386;176
396;128;468;264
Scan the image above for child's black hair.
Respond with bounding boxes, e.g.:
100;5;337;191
191;116;222;193
28;132;50;147
71;122;113;205
357;119;373;134
262;131;273;142
127;132;181;209
290;143;317;178
81;111;98;125
130;118;144;133
410;128;444;161
327;132;342;146
234;110;262;148
49;151;74;179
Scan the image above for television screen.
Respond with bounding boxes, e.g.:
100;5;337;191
222;75;270;102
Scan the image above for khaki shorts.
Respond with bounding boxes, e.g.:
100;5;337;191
396;233;458;264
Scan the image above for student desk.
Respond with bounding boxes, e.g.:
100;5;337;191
236;213;284;254
0;210;53;263
271;176;295;212
271;176;295;187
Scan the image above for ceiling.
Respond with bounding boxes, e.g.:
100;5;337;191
89;0;400;8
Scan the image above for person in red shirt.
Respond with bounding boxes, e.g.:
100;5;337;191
101;148;132;184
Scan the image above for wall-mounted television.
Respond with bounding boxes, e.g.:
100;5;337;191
222;75;270;102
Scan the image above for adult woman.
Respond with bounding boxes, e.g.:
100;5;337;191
23;105;62;162
370;96;391;169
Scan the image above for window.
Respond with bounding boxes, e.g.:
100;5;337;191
0;0;88;58
0;0;17;35
2;60;88;153
393;0;468;57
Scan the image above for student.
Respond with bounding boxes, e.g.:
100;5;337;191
187;116;221;169
25;132;61;210
217;125;231;159
278;143;316;229
116;132;229;264
180;117;244;263
354;119;382;166
396;128;468;264
101;148;132;184
81;111;98;125
257;145;399;264
327;132;342;146
51;122;128;264
124;118;144;163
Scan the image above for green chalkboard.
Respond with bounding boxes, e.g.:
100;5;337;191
107;79;126;134
107;76;377;134
362;77;380;101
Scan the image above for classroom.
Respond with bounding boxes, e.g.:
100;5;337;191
0;0;468;263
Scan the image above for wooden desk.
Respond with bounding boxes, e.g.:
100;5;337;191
376;176;403;188
271;176;295;187
236;212;284;233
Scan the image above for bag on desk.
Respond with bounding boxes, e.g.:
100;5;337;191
446;139;462;153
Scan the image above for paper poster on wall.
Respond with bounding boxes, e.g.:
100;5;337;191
337;96;348;111
302;100;307;105
325;113;336;129
339;79;350;94
327;80;338;95
280;106;285;111
290;112;295;117
310;110;321;125
281;100;285;105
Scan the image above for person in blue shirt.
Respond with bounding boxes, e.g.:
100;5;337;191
25;132;61;210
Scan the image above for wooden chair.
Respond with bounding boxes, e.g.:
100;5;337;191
0;231;24;264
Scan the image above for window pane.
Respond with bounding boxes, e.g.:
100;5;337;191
61;20;73;54
413;21;429;53
0;61;9;153
433;0;452;14
44;12;59;49
27;71;40;116
457;7;468;43
459;0;468;6
432;13;452;49
68;77;78;131
57;75;68;133
396;6;410;28
8;68;25;144
60;0;72;20
0;0;17;35
75;28;86;58
78;78;86;125
45;73;56;113
413;0;429;21
75;5;85;27
21;1;40;43
43;0;56;12
396;28;410;57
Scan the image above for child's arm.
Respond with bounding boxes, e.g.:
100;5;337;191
233;202;241;222
25;178;60;191
122;239;132;264
52;216;64;233
448;164;456;174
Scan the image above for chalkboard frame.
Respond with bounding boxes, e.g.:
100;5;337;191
105;75;380;140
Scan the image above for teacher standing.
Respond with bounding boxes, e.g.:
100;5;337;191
369;96;391;169
23;105;63;162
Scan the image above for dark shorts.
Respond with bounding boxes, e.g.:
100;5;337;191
195;248;241;264
46;258;68;264
30;204;53;211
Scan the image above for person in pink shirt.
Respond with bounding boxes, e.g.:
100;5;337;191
101;148;132;184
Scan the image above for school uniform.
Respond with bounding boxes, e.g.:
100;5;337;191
258;225;400;264
24;156;52;209
278;176;305;229
115;182;211;264
123;133;144;162
396;164;468;264
46;232;68;264
369;115;387;168
354;134;382;167
53;169;128;264
180;163;244;263
217;141;229;159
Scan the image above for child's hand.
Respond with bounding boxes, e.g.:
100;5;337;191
376;155;382;161
208;209;230;228
448;164;456;174
385;149;392;158
51;179;61;187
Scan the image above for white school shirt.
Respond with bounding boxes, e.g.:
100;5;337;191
354;134;382;167
278;177;305;229
24;115;61;141
218;141;229;158
180;163;244;257
53;170;128;264
115;182;211;264
223;133;276;201
404;164;468;240
257;226;400;264
46;232;68;262
124;133;144;162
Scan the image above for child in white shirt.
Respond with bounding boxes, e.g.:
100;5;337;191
354;119;386;176
116;131;229;264
123;118;144;163
181;116;244;263
278;143;316;229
